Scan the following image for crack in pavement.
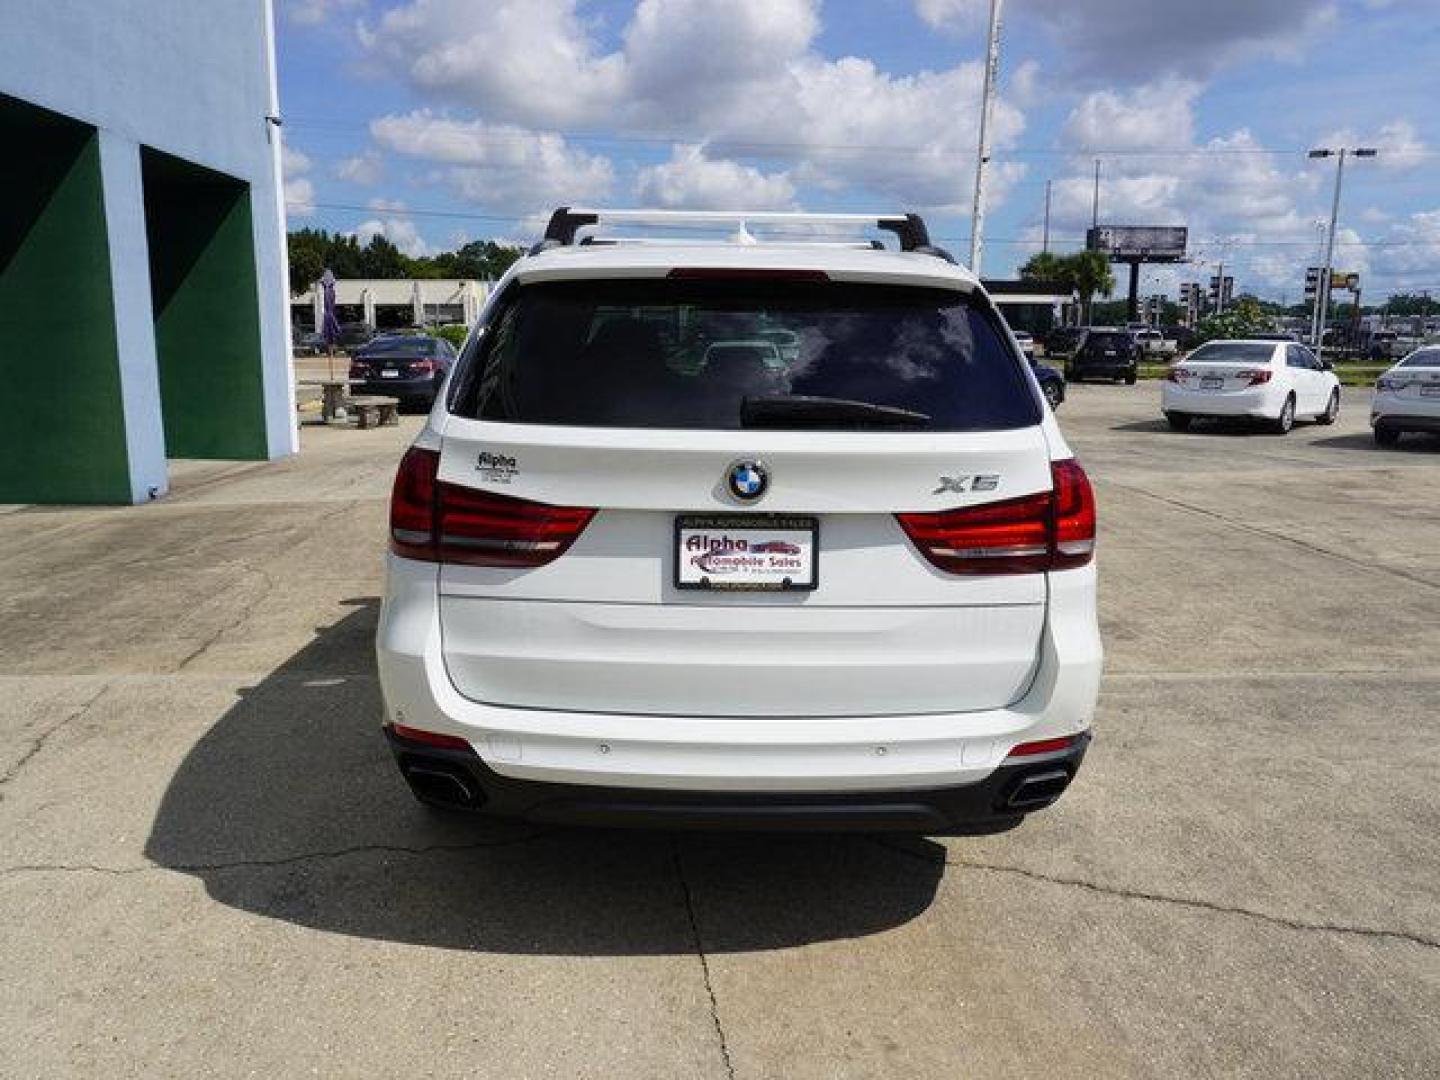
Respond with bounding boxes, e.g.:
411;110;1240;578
0;685;110;799
868;838;1440;952
1107;480;1440;592
671;838;737;1080
173;502;359;672
0;831;556;879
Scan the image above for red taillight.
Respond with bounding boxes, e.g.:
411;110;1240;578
408;359;437;374
1238;368;1273;386
895;459;1095;575
390;447;439;559
1050;459;1097;570
1006;735;1079;759
388;446;595;567
389;723;472;751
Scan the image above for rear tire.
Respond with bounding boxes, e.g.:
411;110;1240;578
1269;394;1296;435
1124;369;1138;386
1317;388;1340;425
1374;425;1400;447
1165;411;1192;431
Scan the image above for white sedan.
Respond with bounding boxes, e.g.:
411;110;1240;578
1162;339;1341;434
1371;345;1440;446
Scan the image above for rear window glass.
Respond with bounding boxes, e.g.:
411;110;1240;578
451;279;1040;431
1084;332;1131;347
361;337;434;355
1401;349;1440;367
1186;342;1276;364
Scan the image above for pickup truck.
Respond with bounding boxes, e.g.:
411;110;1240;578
1133;328;1178;359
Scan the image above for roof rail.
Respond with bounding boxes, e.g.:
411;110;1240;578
533;207;951;261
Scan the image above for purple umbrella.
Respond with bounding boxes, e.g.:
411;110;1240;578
320;268;341;351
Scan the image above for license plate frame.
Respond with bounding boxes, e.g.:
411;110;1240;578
380;369;402;378
1421;384;1440;397
1200;376;1224;390
674;514;819;592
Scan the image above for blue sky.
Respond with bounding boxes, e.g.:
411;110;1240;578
276;0;1440;300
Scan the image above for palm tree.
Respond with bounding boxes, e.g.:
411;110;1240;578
1066;251;1115;324
1019;251;1069;284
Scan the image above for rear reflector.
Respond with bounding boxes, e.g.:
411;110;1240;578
389;723;473;751
389;446;596;567
896;458;1096;575
1005;735;1079;759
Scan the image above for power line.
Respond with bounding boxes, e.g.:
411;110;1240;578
279;114;1440;161
288;201;1438;251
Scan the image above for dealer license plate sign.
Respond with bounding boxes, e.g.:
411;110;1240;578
675;515;818;591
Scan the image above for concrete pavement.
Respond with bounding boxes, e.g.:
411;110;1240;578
1;383;1437;1077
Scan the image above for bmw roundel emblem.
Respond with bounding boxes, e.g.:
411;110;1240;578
727;460;769;502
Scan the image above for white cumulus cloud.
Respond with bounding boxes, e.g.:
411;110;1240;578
636;145;795;210
370;111;615;212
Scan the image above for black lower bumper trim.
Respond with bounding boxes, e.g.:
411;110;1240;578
1374;415;1440;435
385;729;1091;835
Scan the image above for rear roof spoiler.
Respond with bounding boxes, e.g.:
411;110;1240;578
533;207;954;262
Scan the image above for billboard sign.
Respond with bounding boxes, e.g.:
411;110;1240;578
1086;226;1188;261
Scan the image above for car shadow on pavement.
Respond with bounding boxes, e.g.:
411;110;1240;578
1109;418;1274;435
1310;432;1440;453
144;601;943;955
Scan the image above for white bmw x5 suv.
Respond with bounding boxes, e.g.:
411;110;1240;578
376;208;1102;833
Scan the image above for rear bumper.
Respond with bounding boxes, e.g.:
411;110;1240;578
385;726;1091;833
376;556;1101;801
1070;359;1135;378
1162;384;1279;418
1371;396;1440;431
354;376;438;400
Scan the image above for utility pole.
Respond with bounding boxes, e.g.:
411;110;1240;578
1308;219;1327;347
1310;146;1377;361
1091;159;1101;229
968;0;1004;275
1042;178;1052;253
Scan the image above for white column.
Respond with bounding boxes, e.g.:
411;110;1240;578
257;0;299;456
412;280;424;326
362;288;376;330
96;130;169;503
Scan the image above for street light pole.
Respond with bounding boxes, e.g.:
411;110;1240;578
968;0;1004;275
1308;218;1327;347
1310;146;1377;361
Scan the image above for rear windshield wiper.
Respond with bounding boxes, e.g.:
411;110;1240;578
741;395;931;429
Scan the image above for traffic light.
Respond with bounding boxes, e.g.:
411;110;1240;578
1221;276;1234;305
1304;267;1320;300
1208;276;1221;303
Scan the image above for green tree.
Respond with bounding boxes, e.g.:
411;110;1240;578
358;235;405;278
287;244;324;296
1018;251;1070;284
1067;250;1115;320
1194;298;1270;344
1383;293;1439;317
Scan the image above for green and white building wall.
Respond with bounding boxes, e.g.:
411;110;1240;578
0;0;296;504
